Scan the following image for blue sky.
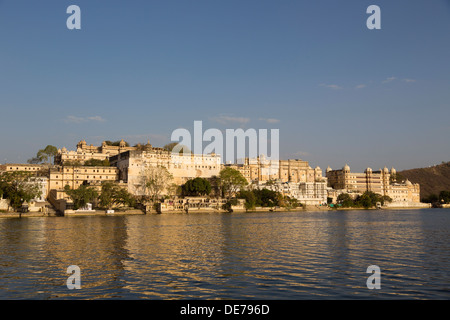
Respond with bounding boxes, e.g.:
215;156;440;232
0;0;449;172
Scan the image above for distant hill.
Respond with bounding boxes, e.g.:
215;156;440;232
398;161;450;200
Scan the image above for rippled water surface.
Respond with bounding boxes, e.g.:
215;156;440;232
0;209;449;299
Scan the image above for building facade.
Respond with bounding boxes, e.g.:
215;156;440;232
226;156;323;184
48;166;119;190
255;180;329;206
55;139;136;165
326;164;421;205
110;149;222;196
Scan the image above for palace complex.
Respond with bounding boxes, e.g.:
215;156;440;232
0;139;428;212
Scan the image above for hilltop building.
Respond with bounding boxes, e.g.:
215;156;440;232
55;139;135;165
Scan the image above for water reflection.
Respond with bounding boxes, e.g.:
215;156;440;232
0;209;449;299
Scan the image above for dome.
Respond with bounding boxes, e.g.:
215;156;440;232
326;166;332;172
315;166;321;170
365;167;372;173
61;147;67;153
405;179;412;186
383;166;389;174
343;164;350;171
391;167;396;174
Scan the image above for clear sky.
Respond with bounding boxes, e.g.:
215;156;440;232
0;0;449;172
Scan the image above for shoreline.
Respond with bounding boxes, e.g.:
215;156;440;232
1;205;445;218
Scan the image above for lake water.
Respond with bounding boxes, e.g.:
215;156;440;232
0;208;449;300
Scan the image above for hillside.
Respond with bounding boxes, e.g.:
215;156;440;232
398;161;450;200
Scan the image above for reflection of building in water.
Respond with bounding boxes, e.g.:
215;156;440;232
122;215;228;298
40;217;129;298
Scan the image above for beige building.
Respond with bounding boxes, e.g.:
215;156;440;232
226;156;323;184
55;139;136;165
255;180;329;206
326;164;422;205
386;180;421;204
1;164;50;199
48;165;119;190
2;163;47;173
110;149;222;196
326;164;391;195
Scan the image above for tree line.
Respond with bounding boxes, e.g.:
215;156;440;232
422;190;450;207
336;191;392;209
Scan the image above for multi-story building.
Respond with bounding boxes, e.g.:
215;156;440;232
48;166;119;190
2;163;47;174
110;148;222;196
326;164;422;205
326;164;391;195
55;139;136;165
255;180;329;206
386;180;421;204
226;156;323;184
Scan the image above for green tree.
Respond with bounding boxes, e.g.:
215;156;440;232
36;145;58;164
356;193;373;209
208;175;222;197
439;191;450;204
105;140;130;147
282;196;301;210
182;178;212;196
253;188;282;207
0;171;42;211
163;142;191;155
99;182;135;209
354;191;391;209
142;166;173;203
83;158;110;167
337;193;354;207
64;184;98;210
219;167;248;199
62;160;82;166
422;193;438;203
237;189;256;211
